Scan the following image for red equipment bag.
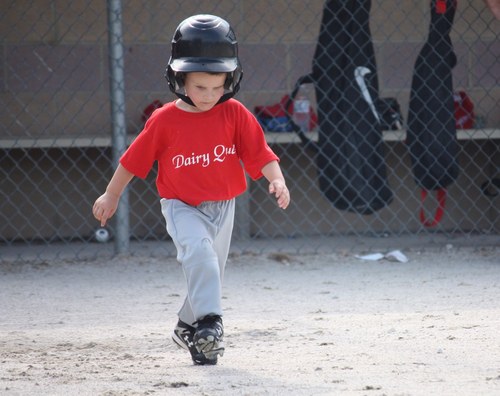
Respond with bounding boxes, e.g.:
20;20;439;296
454;91;475;129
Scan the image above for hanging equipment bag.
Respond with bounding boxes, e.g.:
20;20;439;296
300;0;393;214
407;0;460;227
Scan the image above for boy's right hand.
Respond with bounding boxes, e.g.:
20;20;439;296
92;192;119;227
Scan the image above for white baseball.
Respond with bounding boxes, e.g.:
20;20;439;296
95;228;110;243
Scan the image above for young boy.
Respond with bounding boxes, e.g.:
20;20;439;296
92;14;290;365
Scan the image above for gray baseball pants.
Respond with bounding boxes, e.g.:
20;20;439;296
160;198;235;327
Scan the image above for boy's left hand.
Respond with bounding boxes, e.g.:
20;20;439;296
269;179;290;209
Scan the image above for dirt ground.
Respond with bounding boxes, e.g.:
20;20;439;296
1;243;499;395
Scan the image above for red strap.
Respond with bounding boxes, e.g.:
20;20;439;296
436;0;447;14
419;188;447;227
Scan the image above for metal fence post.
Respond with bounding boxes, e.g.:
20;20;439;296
107;0;129;254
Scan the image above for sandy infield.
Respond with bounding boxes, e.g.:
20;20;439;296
1;245;499;395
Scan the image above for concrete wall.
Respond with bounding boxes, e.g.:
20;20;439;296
1;0;499;139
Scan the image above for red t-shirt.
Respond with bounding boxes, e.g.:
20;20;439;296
120;99;279;206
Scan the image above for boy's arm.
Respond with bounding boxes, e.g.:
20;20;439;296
261;160;290;209
92;164;135;226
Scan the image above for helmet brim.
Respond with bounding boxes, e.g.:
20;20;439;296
169;57;238;73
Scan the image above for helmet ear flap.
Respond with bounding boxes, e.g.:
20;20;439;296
227;69;243;94
174;72;185;90
165;66;185;93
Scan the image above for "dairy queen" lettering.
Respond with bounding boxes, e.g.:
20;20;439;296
171;144;236;169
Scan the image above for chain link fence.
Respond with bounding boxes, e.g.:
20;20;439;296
1;0;499;262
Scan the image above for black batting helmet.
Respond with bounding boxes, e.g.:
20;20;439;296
165;14;243;106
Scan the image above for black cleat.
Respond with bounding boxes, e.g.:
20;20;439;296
193;315;224;360
172;319;217;365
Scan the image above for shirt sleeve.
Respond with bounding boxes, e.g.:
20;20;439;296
235;103;279;180
119;112;162;179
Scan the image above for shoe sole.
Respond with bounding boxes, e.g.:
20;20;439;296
195;335;225;358
172;332;218;365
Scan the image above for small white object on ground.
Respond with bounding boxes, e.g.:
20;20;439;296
95;228;110;243
355;250;408;263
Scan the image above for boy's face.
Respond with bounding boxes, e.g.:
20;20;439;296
183;72;226;112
